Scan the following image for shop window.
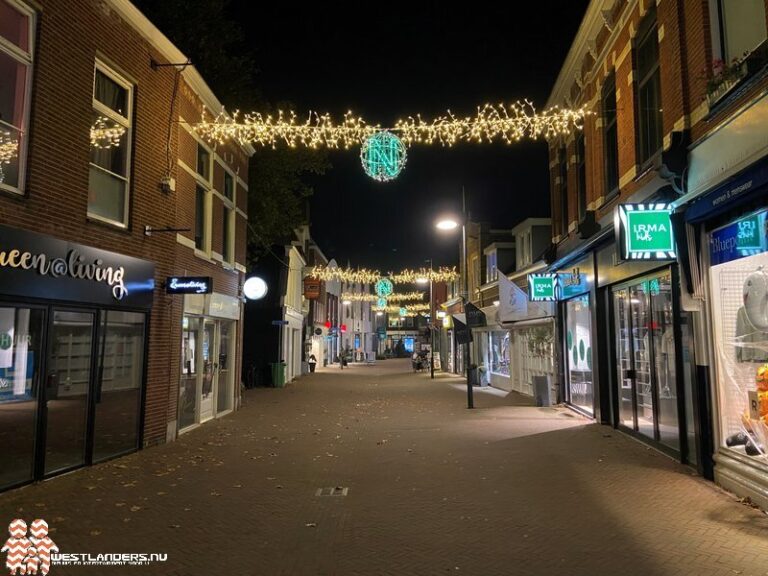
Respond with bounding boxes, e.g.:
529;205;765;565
0;0;33;193
558;144;569;235
564;294;593;415
0;307;44;490
179;316;200;431
602;74;619;199
88;62;133;227
713;0;767;64
576;131;587;221
635;9;663;167
709;209;768;461
490;331;510;376
93;310;145;462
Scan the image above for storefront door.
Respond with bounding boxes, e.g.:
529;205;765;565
0;306;46;489
612;271;680;449
563;294;594;415
201;320;216;422
44;309;96;475
216;321;234;414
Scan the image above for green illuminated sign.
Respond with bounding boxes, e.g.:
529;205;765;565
375;278;394;297
360;131;407;182
528;274;557;302
619;204;676;260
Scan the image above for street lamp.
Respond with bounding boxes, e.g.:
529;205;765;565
435;187;473;409
416;261;435;379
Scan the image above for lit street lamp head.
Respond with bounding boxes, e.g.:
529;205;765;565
435;218;459;231
415;277;429;285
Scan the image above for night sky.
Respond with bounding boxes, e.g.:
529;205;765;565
237;2;590;271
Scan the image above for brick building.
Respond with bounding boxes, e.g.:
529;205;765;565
0;0;252;492
545;0;768;505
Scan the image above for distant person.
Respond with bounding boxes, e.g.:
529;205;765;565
308;354;317;373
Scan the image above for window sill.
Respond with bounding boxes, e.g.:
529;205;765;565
0;184;25;200
194;248;215;263
87;215;130;233
704;64;768;122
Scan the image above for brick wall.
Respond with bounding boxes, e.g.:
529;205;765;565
0;0;249;447
549;0;768;246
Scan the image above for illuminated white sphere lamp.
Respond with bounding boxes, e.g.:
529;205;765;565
243;276;268;300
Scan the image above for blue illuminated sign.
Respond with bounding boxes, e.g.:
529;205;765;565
709;208;768;266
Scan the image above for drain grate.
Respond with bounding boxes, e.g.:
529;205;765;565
315;486;348;497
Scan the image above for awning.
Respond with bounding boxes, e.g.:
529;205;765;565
502;317;555;329
682;154;768;223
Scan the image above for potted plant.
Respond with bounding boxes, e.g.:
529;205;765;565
703;55;750;107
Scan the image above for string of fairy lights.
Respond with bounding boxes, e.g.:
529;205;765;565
340;291;425;303
0;132;18;184
195;101;588;149
90;116;126;149
0;117;126;185
309;266;459;284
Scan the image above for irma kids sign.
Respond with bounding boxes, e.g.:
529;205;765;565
617;203;677;261
0;225;155;309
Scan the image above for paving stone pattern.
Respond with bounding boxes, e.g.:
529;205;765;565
2;360;768;576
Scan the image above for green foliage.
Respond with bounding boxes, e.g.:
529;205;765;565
133;0;329;263
247;147;329;266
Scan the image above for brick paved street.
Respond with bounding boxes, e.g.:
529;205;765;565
2;359;767;576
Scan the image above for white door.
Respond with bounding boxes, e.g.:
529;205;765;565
200;320;215;422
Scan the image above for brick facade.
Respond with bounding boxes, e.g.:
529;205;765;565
547;0;768;237
0;0;251;466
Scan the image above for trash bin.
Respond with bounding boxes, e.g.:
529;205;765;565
533;375;551;406
270;362;286;388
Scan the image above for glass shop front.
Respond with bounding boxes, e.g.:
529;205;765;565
0;225;154;491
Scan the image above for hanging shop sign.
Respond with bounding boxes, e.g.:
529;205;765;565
527;274;558;302
465;302;487;328
303;277;322;299
0;224;154;308
166;276;212;295
709;208;768;266
453;316;473;344
617;203;677;260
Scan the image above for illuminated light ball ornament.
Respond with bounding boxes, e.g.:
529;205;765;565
375;278;394;298
243;276;268;300
377;297;388;308
399;307;408;317
360;131;407;182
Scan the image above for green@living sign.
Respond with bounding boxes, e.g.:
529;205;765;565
618;203;677;260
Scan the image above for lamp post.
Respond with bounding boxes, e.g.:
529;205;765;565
416;260;435;379
435;187;473;409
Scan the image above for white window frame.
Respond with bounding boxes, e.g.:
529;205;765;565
709;0;768;64
88;60;133;227
191;139;213;257
218;162;236;265
0;0;35;196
